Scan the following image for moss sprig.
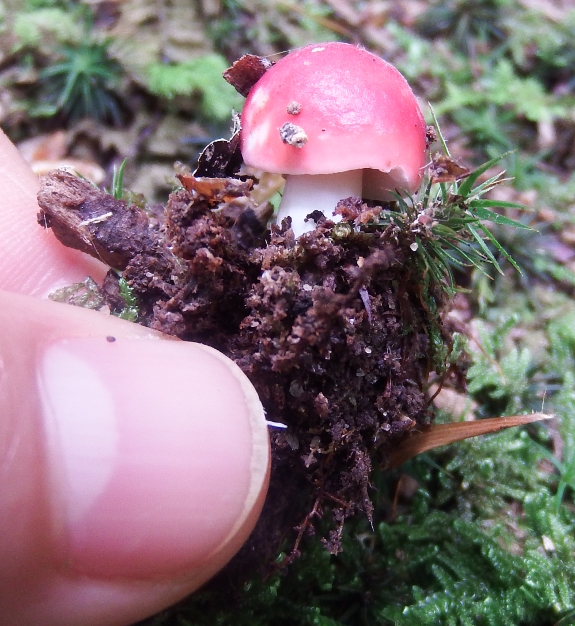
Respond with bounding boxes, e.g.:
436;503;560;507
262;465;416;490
375;117;533;300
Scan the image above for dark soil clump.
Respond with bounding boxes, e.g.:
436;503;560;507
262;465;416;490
37;162;456;571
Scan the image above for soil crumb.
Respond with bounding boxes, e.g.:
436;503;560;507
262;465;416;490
37;160;457;572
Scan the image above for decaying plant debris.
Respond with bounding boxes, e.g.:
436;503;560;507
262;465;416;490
37;144;465;565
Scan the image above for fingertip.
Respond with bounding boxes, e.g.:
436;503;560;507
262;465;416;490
0;129;106;296
0;292;270;623
190;343;271;548
39;335;269;579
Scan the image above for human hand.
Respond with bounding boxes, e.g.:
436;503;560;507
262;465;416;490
0;129;270;626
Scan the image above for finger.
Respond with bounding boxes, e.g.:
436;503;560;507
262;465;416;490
0;291;270;625
0;128;107;296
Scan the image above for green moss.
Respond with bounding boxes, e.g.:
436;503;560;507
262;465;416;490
146;54;243;122
116;277;139;322
13;7;82;47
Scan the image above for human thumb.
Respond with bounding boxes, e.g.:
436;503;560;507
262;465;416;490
0;290;270;626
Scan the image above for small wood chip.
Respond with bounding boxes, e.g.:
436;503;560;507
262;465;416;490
37;170;153;270
223;54;273;97
194;131;242;178
176;174;252;205
429;153;471;184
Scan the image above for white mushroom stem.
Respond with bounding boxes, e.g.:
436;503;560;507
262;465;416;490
277;170;363;237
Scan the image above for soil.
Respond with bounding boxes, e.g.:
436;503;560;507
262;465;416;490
37;139;458;575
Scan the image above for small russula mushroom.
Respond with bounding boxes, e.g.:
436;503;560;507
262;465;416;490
240;42;427;236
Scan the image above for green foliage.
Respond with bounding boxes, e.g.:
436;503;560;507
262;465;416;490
116;277;139;322
23;0;71;8
532;256;575;289
506;8;575;78
143;8;574;619
210;0;339;60
545;315;575;509
550;374;575;510
152;295;575;626
437;59;573;126
146;54;243;122
111;158;128;201
37;39;123;123
387;2;575;158
416;0;512;48
467;318;533;415
392;398;575;625
47;277;105;310
378;134;529;300
277;1;340;46
8;2;245;128
380;501;575;626
143;427;575;626
462;306;575;517
13;7;82;48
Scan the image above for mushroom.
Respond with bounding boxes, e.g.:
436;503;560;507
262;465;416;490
240;42;427;237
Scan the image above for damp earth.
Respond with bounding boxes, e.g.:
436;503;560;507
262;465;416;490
37;144;464;574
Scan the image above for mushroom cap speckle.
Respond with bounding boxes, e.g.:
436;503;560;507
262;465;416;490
240;42;427;196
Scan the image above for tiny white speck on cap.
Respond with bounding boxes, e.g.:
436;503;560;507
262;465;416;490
312;47;325;53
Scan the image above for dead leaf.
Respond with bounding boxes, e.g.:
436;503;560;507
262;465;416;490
223;54;273;97
177;174;252;205
18;130;105;184
194;131;242;178
385;413;554;469
31;160;106;185
429;153;471;184
429;384;478;420
245;169;285;206
18;130;67;162
425;125;438;149
109;0;214;83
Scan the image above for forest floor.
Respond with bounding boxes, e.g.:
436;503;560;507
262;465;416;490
3;1;575;624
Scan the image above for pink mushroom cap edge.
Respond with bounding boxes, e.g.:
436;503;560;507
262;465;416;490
240;42;427;195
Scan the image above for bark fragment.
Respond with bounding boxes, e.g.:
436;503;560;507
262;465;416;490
223;54;274;97
37;170;155;270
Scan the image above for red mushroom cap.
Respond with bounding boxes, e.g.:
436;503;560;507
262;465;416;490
240;42;427;196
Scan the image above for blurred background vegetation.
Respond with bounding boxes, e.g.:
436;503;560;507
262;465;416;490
3;0;575;624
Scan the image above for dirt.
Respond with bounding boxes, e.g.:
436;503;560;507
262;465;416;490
37;140;458;574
